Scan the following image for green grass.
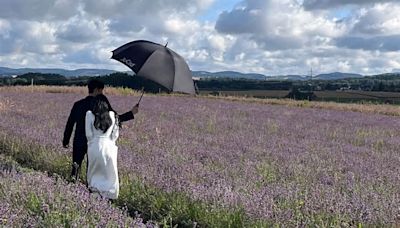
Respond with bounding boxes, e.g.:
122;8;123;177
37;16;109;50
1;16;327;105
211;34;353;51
116;174;273;228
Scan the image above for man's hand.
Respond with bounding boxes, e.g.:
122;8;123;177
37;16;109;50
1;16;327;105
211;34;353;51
131;104;139;115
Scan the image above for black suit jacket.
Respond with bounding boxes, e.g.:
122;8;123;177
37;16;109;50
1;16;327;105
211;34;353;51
63;96;134;148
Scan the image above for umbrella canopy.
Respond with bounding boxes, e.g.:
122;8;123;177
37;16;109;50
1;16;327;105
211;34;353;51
111;40;195;94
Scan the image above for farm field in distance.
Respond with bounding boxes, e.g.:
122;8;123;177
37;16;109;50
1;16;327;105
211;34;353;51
200;89;400;104
1;86;400;226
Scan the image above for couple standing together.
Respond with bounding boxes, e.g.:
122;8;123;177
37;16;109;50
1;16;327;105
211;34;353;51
62;79;139;199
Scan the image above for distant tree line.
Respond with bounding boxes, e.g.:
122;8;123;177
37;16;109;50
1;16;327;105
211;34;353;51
294;74;400;92
196;78;293;90
196;75;400;92
1;72;400;93
0;72;168;93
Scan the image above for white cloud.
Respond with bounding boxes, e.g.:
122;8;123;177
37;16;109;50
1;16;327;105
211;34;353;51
0;0;399;75
82;0;214;18
0;0;80;20
207;34;228;51
0;20;58;55
215;0;344;51
163;18;200;35
0;19;11;38
335;35;400;51
302;0;398;10
333;3;400;51
351;3;400;35
56;16;110;43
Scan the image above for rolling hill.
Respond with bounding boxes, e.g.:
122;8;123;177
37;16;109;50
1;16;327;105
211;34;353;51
0;67;367;81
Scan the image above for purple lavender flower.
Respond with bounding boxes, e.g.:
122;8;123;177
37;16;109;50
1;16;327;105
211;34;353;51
1;89;400;225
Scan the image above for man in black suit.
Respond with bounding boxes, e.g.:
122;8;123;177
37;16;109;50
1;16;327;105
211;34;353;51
63;79;139;181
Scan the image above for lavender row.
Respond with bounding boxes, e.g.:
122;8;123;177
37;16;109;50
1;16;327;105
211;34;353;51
1;90;400;224
0;156;155;227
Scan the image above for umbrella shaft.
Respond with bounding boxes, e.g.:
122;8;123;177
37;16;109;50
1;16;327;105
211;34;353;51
137;90;144;105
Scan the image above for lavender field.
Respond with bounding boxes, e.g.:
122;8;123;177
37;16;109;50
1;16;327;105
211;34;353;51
1;87;400;226
0;155;152;227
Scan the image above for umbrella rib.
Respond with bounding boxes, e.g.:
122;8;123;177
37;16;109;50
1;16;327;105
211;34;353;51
165;48;176;93
135;49;173;91
136;50;157;75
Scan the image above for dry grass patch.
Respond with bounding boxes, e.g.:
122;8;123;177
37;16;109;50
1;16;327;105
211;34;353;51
200;94;400;117
0;98;15;113
1;85;400;116
0;85;144;96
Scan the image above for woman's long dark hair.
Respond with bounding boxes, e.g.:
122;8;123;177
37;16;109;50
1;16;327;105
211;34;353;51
92;94;113;133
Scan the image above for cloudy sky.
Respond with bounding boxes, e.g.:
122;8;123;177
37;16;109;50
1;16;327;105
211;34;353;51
1;0;400;76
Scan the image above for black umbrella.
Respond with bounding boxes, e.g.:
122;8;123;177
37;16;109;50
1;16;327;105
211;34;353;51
111;40;196;96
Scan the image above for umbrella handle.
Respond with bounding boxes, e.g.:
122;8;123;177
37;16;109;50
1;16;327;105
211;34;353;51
136;88;144;106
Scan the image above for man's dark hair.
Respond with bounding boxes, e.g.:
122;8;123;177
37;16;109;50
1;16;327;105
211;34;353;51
87;79;104;93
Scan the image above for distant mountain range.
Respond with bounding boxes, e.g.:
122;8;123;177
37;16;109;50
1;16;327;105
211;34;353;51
0;67;367;81
0;67;117;77
192;71;364;80
192;71;267;80
313;72;363;80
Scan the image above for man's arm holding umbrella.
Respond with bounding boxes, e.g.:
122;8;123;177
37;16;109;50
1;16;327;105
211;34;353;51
119;104;139;122
119;90;142;122
106;91;142;123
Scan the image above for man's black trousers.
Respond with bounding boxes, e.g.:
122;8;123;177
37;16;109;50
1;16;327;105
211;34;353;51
71;144;87;179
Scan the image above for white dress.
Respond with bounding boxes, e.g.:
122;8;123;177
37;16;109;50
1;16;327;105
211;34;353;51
85;110;120;199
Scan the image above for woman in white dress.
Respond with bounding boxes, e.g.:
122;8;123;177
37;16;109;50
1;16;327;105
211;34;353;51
85;94;120;199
